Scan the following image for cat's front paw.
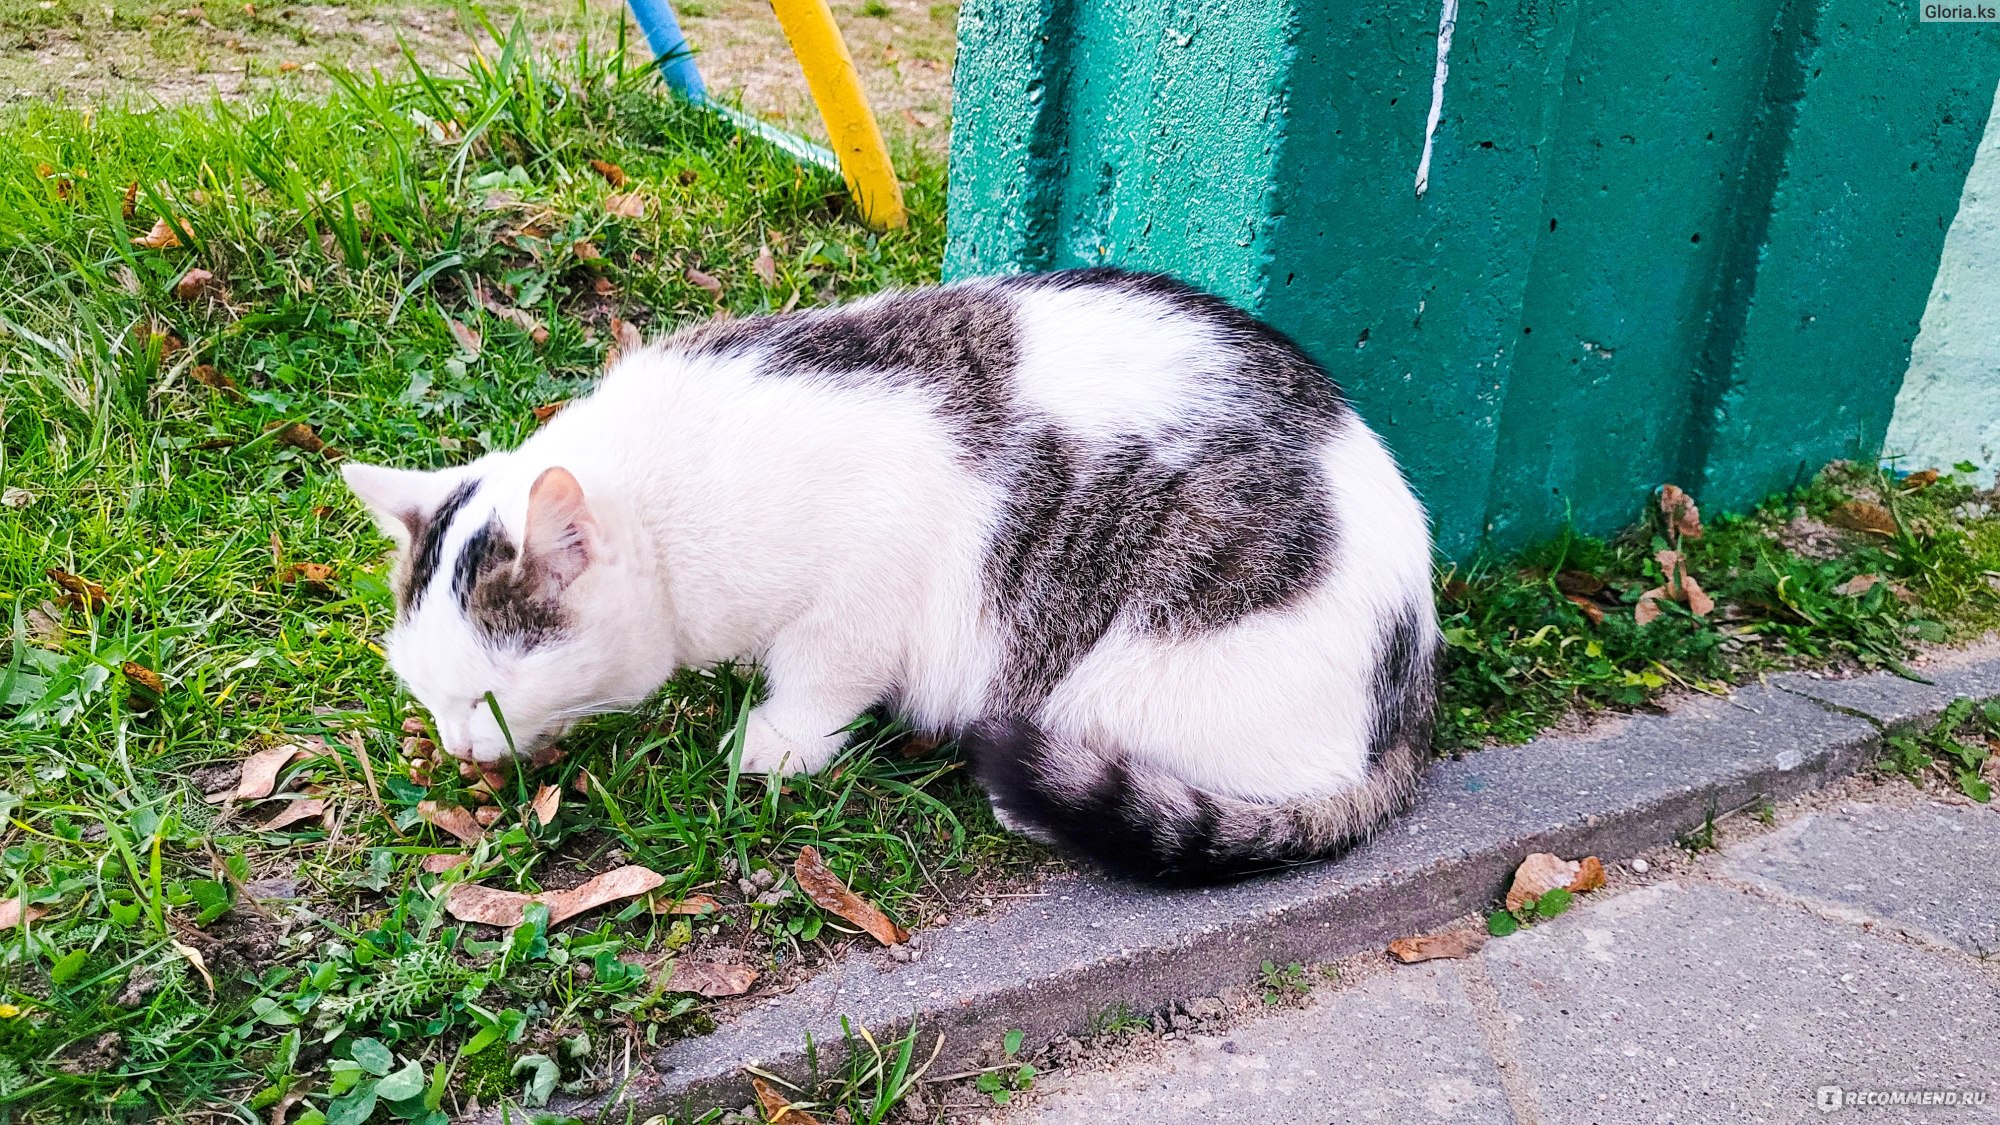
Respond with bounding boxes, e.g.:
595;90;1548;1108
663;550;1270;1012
735;711;841;775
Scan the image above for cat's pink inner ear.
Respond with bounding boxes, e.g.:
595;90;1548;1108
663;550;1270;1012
524;466;597;585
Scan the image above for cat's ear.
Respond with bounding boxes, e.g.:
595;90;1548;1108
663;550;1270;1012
522;466;598;589
340;462;458;549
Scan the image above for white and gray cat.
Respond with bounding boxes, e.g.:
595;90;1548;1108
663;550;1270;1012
342;268;1439;882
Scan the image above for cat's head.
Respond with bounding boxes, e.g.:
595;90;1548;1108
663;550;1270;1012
342;460;664;763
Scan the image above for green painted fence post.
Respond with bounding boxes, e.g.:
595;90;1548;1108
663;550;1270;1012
945;0;2000;556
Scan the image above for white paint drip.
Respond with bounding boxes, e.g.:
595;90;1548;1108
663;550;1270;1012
1414;0;1459;198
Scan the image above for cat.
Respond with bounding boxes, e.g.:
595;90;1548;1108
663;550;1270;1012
342;268;1439;883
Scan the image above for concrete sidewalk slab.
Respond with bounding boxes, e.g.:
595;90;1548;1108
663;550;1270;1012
1774;642;2000;728
1481;881;2000;1124
1722;800;2000;955
1013;962;1512;1125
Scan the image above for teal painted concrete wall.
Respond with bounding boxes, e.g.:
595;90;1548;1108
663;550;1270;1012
1886;80;2000;488
945;0;2000;556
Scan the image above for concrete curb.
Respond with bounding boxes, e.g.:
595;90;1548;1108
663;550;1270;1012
568;644;2000;1121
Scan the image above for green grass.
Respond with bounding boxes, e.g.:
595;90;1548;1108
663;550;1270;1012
7;11;2000;1121
0;18;1012;1123
1434;463;2000;752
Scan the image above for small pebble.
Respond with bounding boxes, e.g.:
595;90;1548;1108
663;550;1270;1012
1632;857;1650;874
750;868;777;890
738;878;758;898
887;944;913;963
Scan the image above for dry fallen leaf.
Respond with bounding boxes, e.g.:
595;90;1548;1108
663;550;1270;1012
1569;855;1607;894
445;864;666;928
1387;928;1488;963
268;421;336;458
1564;593;1605;625
172;940;215;993
174;267;221;302
527;784;560;828
532;401;567;426
260;797;326;832
1634;587;1667;626
609;318;644;364
448;319;482;357
122;662;164;695
1659;483;1703;540
231;741;317;802
421;852;470;874
589;159;628;186
752;1075;821;1124
0;897;49;931
27;600;66;647
276;561;336;592
1836;573;1884;597
604;192;647;219
754;245;778;287
2;487;33;509
668;958;759;998
649;892;721;916
794;846;907;946
121;180;139;219
277;60;301;73
191;364;242;398
1830;500;1898;537
1505;852;1607;912
132;217;183;249
685;267;722;297
417;800;486;846
1903;468;1940;489
47;568;107;613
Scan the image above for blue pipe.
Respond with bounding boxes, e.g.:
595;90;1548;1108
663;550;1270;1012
626;0;707;97
624;0;842;172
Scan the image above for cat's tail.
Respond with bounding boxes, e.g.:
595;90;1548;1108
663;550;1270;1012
964;637;1435;885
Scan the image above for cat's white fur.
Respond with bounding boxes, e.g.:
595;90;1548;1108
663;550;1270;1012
345;278;1435;862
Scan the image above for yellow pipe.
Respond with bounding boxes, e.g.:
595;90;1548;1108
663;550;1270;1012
768;0;906;230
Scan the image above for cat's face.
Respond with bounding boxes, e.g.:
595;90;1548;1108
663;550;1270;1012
342;460;661;763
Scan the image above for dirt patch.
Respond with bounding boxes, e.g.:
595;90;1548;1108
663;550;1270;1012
1;0;956;153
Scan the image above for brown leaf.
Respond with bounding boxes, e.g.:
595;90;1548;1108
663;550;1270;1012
268;421;329;456
754;245;778;287
1659;484;1703;540
1829;501;1898;537
668;958;759;998
1387;928;1487;963
277;561;336;591
0;897;50;931
532;400;568;426
1903;468;1940;490
173;940;216;993
47;568;108;612
650;892;721;916
526;784;560;828
1681;572;1714;618
604;192;647;219
1564;593;1604;625
1553;569;1605;597
448;319;482;357
133;217;183;250
474;805;503;828
752;1076;821;1124
191;364;242;398
174;267;220;302
1835;573;1884;597
684;267;722;297
589;159;629;187
794;846;907;945
122;662;165;695
27;601;65;647
678;168;699;186
1637;587;1666;624
1505;852;1581;913
121;180;139;220
1568;855;1607;894
259;797;326;832
421;852;470;874
445;864;666;928
418;801;486;846
232;741;316;802
609;318;644;365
